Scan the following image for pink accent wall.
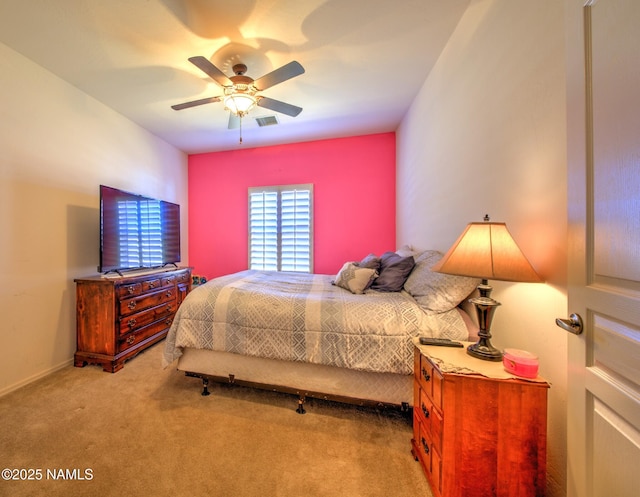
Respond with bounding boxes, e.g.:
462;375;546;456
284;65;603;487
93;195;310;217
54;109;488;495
188;133;396;279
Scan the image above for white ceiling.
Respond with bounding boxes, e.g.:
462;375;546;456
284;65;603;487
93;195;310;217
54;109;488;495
0;0;470;154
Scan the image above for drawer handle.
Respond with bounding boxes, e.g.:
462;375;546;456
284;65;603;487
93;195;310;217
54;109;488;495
149;281;156;289
128;301;137;310
165;318;173;326
166;290;173;298
126;335;135;344
421;367;430;382
127;318;137;329
127;285;135;294
421;437;430;455
421;403;430;419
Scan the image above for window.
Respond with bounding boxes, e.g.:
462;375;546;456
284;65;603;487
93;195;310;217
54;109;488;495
249;184;313;272
117;199;164;268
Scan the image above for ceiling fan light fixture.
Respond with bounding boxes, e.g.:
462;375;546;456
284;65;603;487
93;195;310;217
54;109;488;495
223;92;257;117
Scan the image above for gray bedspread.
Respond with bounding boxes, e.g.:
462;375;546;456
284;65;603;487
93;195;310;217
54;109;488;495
162;270;469;375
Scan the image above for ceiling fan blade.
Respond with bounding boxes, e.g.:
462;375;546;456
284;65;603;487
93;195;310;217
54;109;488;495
171;96;221;110
188;56;233;87
228;113;240;129
257;97;303;117
253;61;305;91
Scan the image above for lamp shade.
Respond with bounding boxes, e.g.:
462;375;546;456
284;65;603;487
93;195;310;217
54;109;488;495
431;222;542;283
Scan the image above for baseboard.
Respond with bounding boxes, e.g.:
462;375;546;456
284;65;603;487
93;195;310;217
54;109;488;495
0;358;74;398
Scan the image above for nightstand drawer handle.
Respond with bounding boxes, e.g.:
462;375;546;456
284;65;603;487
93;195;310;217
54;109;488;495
421;367;430;382
127;285;135;294
166;290;173;298
126;335;135;344
149;281;156;289
421;403;430;418
128;301;137;310
127;318;137;329
421;437;430;455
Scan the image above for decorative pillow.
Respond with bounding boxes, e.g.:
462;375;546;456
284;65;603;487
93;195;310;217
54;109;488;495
355;253;382;271
370;251;416;292
334;262;378;294
395;245;421;258
404;250;480;313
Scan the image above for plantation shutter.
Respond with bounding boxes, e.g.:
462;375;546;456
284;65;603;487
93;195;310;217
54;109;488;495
249;190;279;271
280;189;311;271
249;185;313;272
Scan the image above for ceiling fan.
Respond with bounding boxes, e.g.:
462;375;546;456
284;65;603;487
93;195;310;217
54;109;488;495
172;56;305;134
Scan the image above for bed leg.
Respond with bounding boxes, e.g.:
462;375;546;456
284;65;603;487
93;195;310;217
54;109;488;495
201;377;211;396
401;401;412;421
296;397;306;414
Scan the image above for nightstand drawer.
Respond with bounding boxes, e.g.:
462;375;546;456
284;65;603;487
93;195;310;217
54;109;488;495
418;353;443;409
417;387;442;455
416;416;433;470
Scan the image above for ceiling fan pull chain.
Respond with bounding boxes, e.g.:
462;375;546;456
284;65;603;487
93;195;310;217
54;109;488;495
239;115;243;144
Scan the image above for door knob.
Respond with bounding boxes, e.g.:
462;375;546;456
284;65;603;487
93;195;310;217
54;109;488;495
555;313;584;335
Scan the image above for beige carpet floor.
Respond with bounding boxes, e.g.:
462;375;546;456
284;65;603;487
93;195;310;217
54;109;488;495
0;342;432;497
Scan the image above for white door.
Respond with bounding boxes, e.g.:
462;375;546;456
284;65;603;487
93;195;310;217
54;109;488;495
565;1;640;496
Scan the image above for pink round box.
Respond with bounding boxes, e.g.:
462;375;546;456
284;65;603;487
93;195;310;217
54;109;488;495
503;348;539;379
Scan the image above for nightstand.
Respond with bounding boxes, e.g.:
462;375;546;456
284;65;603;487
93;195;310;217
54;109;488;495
411;340;549;497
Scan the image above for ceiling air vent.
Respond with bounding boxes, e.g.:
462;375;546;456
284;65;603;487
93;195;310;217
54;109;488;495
255;115;279;127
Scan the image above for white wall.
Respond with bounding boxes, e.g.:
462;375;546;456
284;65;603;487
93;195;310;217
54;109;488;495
396;1;568;495
0;43;189;395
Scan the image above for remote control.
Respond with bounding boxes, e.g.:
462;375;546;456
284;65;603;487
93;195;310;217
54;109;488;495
419;337;464;347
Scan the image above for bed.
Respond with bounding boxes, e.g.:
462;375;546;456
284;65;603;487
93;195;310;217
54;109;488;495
162;248;479;411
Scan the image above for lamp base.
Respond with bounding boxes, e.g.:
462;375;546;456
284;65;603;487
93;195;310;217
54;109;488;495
467;340;503;361
467;281;503;362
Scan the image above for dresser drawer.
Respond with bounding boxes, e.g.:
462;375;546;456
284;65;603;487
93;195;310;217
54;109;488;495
119;301;176;335
158;275;176;288
118;317;173;353
117;282;143;299
175;271;190;285
119;287;176;316
115;275;174;299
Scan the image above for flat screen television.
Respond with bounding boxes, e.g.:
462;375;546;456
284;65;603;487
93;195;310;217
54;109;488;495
99;185;181;274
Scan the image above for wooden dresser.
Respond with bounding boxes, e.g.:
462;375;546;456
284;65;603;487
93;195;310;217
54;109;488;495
411;342;549;497
74;267;192;372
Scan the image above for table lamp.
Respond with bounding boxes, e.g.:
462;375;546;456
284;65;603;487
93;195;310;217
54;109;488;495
431;215;543;361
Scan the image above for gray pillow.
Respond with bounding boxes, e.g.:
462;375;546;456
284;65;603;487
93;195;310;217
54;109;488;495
404;250;480;313
370;251;415;292
356;253;382;271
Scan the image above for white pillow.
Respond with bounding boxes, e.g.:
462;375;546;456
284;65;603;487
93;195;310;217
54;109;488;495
334;262;378;295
